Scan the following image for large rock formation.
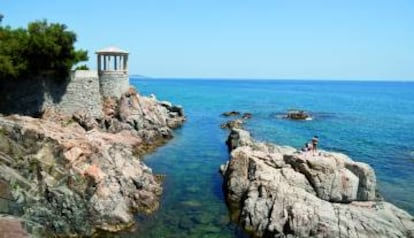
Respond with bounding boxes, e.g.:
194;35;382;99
221;128;414;238
0;88;185;237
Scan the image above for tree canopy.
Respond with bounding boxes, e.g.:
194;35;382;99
0;20;88;80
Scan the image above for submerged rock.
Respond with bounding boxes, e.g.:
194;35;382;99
0;87;185;237
221;128;414;238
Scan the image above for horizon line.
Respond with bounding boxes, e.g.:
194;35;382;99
129;75;414;82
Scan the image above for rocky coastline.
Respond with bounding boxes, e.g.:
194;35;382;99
0;87;185;237
220;127;414;237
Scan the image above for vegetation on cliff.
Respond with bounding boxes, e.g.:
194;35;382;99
0;19;88;80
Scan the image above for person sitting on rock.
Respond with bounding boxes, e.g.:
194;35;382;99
301;142;312;152
312;136;319;156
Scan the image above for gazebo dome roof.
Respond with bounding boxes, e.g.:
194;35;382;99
96;46;128;54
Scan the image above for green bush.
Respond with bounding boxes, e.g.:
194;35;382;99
75;64;89;70
0;19;88;80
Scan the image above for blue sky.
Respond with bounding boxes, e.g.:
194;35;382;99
2;0;414;80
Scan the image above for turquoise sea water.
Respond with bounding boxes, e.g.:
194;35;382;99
118;79;414;237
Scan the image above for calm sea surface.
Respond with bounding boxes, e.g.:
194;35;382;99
116;79;414;237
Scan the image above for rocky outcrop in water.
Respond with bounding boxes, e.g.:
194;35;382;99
220;128;414;238
222;111;241;117
220;111;252;130
284;110;311;120
221;119;244;130
0;88;185;237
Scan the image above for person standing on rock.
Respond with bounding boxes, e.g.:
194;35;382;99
312;136;319;156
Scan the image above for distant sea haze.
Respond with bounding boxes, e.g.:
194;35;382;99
129;78;414;237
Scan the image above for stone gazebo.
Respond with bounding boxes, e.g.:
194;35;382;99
96;46;130;98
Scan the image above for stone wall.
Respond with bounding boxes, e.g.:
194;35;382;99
0;70;102;117
53;70;102;117
99;71;129;98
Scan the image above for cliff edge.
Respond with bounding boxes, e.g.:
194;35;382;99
221;128;414;238
0;87;185;237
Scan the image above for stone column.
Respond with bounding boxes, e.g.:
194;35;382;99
100;55;102;71
114;55;118;71
124;55;128;71
97;54;101;72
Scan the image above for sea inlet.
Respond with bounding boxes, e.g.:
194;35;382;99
114;78;414;237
